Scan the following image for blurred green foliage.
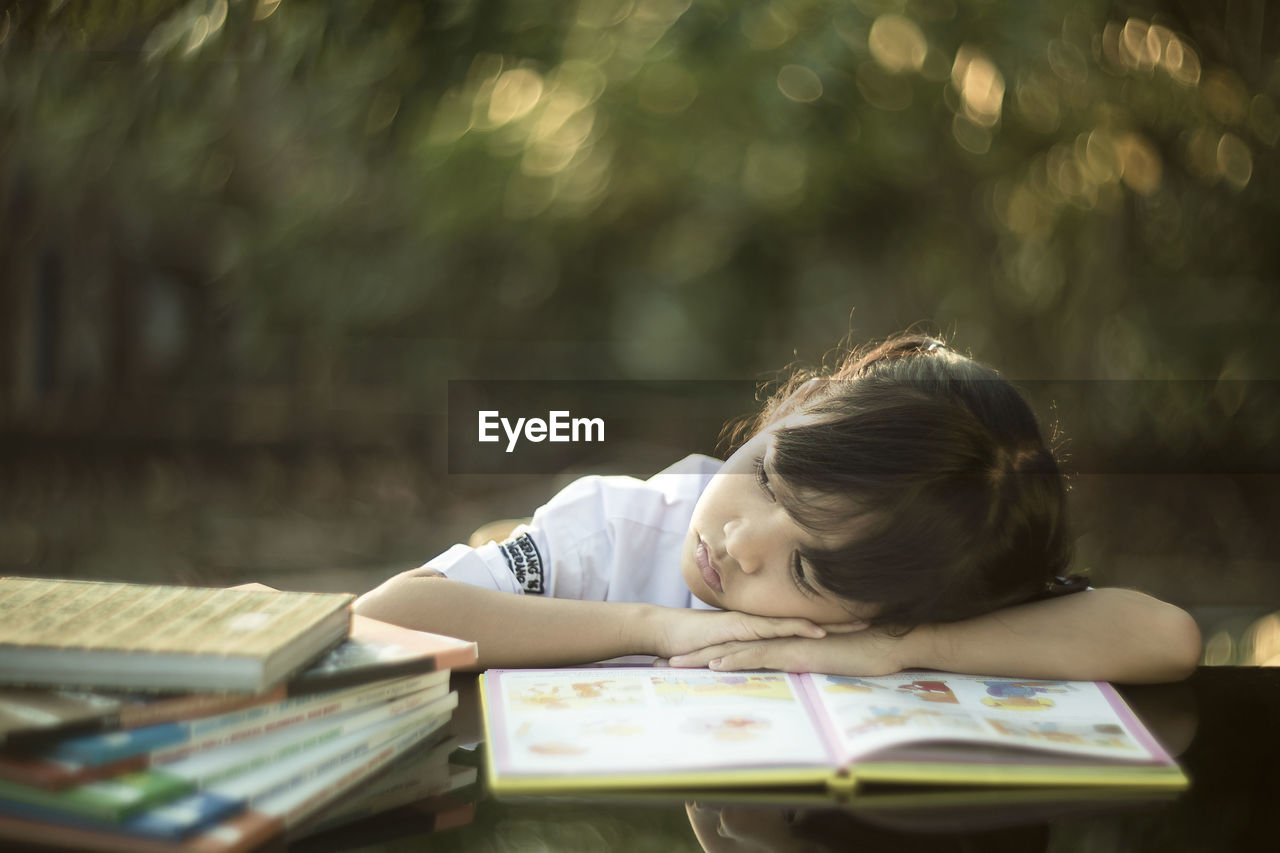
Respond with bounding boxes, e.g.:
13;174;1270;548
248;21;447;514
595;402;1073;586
3;0;1277;397
1;1;1278;627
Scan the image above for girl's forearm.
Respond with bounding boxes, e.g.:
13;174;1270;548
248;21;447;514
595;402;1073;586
354;570;832;671
353;572;657;670
897;588;1202;684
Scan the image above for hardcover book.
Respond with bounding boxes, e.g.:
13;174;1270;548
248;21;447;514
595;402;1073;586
479;668;1188;795
0;578;353;693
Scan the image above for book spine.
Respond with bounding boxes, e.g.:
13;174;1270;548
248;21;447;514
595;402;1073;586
172;726;438;853
49;721;191;765
116;788;242;840
203;693;456;805
273;717;446;829
47;672;440;767
252;703;453;806
795;672;849;769
117;686;289;730
0;768;192;823
0;787;240;842
163;686;452;788
0;709;453;853
149;673;444;764
326;734;458;805
0;753;148;791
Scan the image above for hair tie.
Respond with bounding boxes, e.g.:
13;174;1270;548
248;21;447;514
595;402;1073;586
924;340;946;352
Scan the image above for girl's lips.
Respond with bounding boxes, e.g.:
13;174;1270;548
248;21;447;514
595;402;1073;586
696;539;723;594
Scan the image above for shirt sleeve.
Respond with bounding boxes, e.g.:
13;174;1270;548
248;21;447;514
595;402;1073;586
421;455;721;606
419;472;656;601
422;526;551;596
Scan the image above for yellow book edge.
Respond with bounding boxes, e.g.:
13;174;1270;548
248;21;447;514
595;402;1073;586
851;760;1188;790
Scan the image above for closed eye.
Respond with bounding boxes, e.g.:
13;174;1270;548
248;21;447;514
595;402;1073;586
755;455;818;597
757;457;816;595
753;456;775;501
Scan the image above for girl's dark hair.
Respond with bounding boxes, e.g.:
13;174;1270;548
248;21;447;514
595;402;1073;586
741;332;1077;628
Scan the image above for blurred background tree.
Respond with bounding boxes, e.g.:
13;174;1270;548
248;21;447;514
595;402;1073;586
1;0;1277;661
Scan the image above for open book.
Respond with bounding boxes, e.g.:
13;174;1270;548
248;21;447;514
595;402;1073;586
479;668;1187;795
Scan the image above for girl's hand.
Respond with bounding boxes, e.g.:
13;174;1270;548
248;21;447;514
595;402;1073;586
664;589;1202;683
647;607;842;661
665;627;907;677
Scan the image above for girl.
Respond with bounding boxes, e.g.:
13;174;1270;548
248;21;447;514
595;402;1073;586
355;334;1201;682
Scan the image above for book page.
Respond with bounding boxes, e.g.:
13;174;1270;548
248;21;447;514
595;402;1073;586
802;672;1170;767
488;669;832;779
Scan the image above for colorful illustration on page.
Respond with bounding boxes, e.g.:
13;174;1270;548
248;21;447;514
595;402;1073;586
844;704;982;738
583;717;647;738
896;679;960;704
681;714;773;742
511;678;646;710
979;681;1073;711
526;740;590;756
515;721;592;756
650;672;794;705
821;675;889;694
513;712;650;760
985;719;1139;751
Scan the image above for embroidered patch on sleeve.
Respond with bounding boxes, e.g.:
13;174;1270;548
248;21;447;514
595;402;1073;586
498;532;545;595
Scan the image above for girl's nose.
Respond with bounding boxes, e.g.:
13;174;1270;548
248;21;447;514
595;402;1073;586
724;519;763;575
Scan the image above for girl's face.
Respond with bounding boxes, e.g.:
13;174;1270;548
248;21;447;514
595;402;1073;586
681;418;874;625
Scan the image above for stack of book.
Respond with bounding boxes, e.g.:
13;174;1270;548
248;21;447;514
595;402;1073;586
0;576;478;852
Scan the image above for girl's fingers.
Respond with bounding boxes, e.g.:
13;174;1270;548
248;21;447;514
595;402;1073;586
669;644;736;668
709;645;776;672
820;620;868;634
786;619;827;639
672;638;794;670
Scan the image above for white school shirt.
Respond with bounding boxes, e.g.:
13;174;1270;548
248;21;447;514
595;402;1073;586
424;454;723;611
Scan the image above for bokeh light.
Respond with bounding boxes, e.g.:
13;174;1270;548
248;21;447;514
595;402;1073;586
0;0;1276;664
868;14;927;74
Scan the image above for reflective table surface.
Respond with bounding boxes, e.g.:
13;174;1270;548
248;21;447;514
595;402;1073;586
302;667;1277;852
